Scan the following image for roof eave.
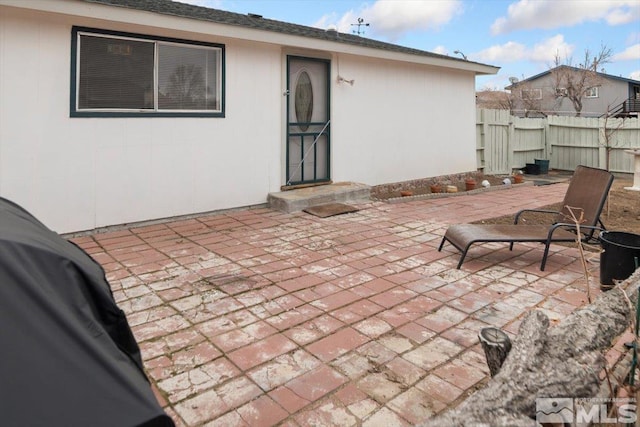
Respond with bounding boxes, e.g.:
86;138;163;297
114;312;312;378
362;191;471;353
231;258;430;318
0;0;499;75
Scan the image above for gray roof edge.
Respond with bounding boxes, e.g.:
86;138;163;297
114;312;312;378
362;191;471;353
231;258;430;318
507;65;640;89
79;0;498;73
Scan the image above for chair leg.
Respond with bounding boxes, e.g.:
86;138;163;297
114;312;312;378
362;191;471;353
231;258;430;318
439;236;468;269
456;251;467;269
509;242;514;251
455;244;473;269
438;237;446;252
540;242;552;271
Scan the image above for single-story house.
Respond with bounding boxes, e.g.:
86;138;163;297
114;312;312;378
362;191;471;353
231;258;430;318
0;0;499;233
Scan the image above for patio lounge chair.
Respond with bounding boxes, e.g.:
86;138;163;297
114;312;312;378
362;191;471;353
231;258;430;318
438;165;614;270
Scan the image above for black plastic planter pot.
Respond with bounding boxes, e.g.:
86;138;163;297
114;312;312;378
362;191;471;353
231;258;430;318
534;159;549;174
600;231;640;287
525;163;540;175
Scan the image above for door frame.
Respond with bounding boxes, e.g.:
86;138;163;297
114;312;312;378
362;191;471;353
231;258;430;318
285;55;331;186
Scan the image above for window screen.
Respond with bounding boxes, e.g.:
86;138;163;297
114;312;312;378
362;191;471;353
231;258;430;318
78;35;154;110
158;44;220;111
72;28;224;117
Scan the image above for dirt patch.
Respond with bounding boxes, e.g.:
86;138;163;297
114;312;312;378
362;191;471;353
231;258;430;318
372;171;640;235
474;176;640;235
371;172;519;200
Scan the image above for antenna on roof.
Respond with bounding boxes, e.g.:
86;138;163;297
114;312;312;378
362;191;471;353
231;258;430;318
351;18;369;36
508;77;519;84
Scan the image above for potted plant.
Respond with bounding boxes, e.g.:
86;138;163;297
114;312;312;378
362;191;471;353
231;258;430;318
513;170;524;184
465;178;477;191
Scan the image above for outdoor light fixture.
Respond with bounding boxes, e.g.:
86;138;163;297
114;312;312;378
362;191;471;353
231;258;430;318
454;50;468;60
337;75;355;86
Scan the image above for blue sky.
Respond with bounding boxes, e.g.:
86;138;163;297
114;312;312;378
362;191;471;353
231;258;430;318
179;0;640;90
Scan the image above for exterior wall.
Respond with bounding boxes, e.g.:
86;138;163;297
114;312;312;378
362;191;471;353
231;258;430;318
330;54;477;186
0;4;481;233
0;6;283;232
513;72;631;117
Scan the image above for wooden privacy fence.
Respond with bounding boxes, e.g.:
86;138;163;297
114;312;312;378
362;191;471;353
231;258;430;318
476;109;640;175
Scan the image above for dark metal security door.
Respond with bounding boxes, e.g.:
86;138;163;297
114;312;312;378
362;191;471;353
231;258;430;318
286;56;330;186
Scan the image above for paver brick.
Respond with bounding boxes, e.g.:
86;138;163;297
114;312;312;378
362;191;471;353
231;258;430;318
68;180;585;427
228;335;298;371
306;327;369;362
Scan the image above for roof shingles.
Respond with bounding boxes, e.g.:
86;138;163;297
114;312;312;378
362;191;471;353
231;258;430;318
83;0;465;63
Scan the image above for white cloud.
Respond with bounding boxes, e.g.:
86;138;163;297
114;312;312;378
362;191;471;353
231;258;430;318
529;34;574;62
432;45;448;55
612;43;640;61
630;70;640;80
314;10;361;33
605;2;640;25
627;31;640;45
174;0;222;7
477;74;511;91
491;0;640;35
316;0;463;40
364;0;463;39
473;34;573;65
474;41;526;62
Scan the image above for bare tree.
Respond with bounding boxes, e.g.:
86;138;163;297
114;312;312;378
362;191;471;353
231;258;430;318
164;64;207;109
551;45;613;117
519;81;544;117
476;87;514;112
509;80;544;117
601;104;625;171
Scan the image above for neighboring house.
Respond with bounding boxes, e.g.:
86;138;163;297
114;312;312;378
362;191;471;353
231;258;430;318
0;0;498;233
505;65;640;118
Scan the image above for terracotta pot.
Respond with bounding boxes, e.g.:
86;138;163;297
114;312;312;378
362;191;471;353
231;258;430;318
513;174;524;184
400;190;413;197
430;184;441;194
465;179;476;191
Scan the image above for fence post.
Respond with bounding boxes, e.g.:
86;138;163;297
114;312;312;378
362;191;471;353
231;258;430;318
482;109;491;173
544;119;550;164
477;109;485;171
507;118;515;173
598;117;607;170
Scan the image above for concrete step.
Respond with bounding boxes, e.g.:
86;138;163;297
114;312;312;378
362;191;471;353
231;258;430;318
268;182;371;213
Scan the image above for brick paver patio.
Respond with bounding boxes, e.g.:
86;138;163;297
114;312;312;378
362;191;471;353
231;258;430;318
69;181;616;426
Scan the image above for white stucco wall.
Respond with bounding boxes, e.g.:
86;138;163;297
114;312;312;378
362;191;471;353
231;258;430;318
0;3;485;233
0;6;283;232
330;53;477;186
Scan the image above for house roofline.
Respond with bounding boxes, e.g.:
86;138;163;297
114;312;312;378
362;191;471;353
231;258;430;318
0;0;499;76
506;65;640;90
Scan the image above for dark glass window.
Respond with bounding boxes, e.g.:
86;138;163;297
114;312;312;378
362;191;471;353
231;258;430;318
72;28;224;116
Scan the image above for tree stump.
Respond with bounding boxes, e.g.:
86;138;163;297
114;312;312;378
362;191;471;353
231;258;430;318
417;284;635;427
479;327;512;377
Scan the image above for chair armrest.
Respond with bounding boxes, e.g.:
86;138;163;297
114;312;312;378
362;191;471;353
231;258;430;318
514;209;560;224
547;223;604;241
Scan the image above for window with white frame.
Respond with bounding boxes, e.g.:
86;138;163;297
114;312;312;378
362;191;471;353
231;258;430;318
521;88;542;100
585;87;599;98
71;27;224;117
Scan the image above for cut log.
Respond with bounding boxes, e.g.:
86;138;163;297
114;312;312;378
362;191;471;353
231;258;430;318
479;327;512;377
418;281;636;427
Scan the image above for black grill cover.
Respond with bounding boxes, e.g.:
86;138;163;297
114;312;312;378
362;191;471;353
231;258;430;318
0;197;174;427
